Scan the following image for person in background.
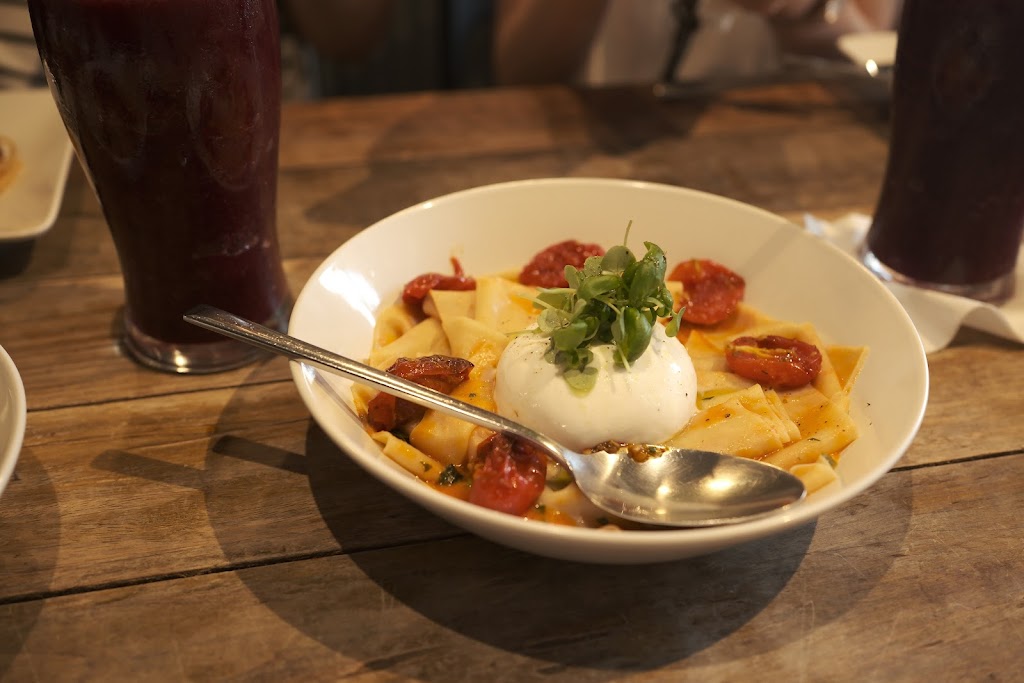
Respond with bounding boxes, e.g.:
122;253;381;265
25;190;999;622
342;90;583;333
279;0;395;99
279;0;494;99
283;0;397;66
493;0;901;86
0;0;42;89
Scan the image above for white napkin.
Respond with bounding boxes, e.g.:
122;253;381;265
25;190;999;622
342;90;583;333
804;213;1024;353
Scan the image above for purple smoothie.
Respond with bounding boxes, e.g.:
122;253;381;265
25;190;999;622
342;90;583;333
865;0;1024;296
29;0;290;350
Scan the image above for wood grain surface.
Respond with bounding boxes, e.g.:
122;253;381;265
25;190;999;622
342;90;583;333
1;81;1021;682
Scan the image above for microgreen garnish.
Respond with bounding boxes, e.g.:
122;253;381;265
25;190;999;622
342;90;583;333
531;223;683;393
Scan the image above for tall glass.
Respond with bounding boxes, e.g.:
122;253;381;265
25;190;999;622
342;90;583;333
28;0;292;372
862;0;1024;303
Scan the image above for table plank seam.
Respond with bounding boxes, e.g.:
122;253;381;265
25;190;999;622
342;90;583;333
23;378;295;415
890;447;1023;471
0;533;470;607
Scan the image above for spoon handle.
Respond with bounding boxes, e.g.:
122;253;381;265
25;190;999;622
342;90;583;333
184;305;564;461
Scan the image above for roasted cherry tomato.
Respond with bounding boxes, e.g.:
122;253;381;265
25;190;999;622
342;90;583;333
366;355;474;431
725;335;822;390
469;433;547;516
668;259;745;325
402;257;475;314
519;239;605;288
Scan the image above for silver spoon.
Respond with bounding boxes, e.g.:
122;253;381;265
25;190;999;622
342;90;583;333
185;305;806;527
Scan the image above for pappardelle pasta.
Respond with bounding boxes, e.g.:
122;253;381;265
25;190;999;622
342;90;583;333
352;237;868;528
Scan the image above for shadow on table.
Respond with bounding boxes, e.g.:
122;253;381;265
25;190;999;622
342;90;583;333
0;240;35;279
0;449;61;678
345;525;819;675
206;408;912;680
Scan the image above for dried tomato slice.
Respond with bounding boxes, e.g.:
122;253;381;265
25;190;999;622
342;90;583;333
401;257;476;314
469;433;547;516
668;259;746;325
366;355;474;431
518;239;605;288
725;335;822;390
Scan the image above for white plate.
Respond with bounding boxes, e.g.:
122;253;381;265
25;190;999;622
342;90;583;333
0;88;74;241
837;30;898;71
289;178;929;564
0;343;26;499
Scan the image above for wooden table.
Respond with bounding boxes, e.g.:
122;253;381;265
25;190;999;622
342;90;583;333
1;81;1022;681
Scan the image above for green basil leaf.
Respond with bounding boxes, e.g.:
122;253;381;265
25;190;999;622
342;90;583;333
628;261;660;307
564;265;581;289
564;365;598;394
577;273;620;301
552;319;588;351
601;245;636;272
611;308;627;347
535;289;572;310
537;308;564;333
665;309;682;338
642;241;668;280
622;260;640;287
618;306;652;364
583;254;604;277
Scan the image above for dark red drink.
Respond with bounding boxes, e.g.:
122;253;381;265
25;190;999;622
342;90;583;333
28;0;291;371
864;0;1024;302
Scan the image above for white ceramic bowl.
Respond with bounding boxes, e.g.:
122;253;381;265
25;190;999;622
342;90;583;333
289;178;929;564
0;343;26;499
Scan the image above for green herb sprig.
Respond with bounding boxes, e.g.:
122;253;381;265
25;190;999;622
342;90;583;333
531;225;683;393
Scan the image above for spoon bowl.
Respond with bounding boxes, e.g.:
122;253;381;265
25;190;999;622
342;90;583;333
185;305;806;527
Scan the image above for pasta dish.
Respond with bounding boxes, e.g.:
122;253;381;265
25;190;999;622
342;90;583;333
352;236;868;528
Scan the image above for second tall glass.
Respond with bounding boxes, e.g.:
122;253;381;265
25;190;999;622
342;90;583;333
862;0;1024;303
29;0;292;372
